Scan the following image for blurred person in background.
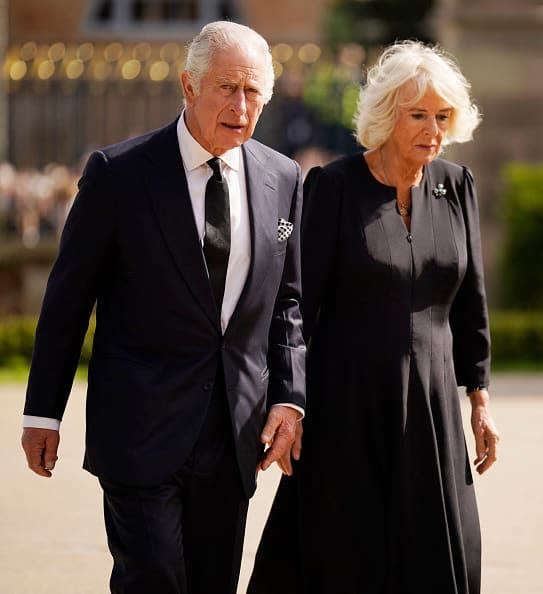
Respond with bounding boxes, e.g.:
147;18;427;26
21;20;305;594
0;162;77;244
249;40;499;594
0;161;18;237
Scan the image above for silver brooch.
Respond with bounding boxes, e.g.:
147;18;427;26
433;183;447;197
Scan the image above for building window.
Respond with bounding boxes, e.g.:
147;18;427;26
130;1;199;23
87;0;238;36
95;0;113;21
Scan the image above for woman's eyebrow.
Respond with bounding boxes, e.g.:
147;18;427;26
407;107;452;112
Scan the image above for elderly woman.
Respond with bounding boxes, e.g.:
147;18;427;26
248;41;499;594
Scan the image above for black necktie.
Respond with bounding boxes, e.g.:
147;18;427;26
203;157;230;311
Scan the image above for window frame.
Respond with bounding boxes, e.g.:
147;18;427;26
83;0;238;39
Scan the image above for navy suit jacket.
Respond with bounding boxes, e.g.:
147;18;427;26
24;119;306;497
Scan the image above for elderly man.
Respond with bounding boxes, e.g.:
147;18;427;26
21;21;305;594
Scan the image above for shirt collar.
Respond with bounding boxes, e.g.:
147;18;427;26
177;112;241;173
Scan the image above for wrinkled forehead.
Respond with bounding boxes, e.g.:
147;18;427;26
208;44;268;82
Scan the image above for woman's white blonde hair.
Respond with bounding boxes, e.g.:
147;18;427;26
354;40;481;149
185;20;275;104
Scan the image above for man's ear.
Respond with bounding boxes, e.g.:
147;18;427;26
180;71;195;106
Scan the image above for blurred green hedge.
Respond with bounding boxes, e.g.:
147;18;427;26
500;163;543;309
0;240;58;269
0;316;95;368
0;312;540;372
490;310;543;368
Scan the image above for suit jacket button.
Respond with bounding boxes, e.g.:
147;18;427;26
202;382;213;391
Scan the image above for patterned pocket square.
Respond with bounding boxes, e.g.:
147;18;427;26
278;218;294;242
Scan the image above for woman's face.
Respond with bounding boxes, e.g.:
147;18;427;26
388;84;453;168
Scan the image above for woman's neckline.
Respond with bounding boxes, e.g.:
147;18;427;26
361;149;426;190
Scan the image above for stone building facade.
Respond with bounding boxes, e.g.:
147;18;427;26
432;0;543;301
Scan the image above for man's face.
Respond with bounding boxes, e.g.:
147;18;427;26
181;44;268;155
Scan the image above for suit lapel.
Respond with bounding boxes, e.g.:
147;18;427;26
143;120;219;329
226;142;277;332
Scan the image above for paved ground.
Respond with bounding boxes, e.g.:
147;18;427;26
1;373;542;593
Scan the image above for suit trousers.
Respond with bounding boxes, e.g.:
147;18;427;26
99;367;249;594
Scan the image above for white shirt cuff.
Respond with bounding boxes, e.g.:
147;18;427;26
23;415;61;431
271;403;305;420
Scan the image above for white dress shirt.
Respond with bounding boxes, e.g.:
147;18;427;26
24;113;302;431
177;114;251;334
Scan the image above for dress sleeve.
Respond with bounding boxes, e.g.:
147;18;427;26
449;166;491;389
300;166;341;345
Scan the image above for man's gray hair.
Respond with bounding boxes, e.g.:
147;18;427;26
185;21;275;104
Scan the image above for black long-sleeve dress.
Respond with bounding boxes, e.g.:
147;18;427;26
248;153;490;594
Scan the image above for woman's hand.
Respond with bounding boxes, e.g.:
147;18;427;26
468;389;500;474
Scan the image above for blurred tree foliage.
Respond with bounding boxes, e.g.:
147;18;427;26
325;0;436;52
301;0;436;143
491;310;543;368
500;163;543;309
302;63;361;129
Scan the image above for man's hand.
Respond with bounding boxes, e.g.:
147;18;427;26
257;405;302;476
21;427;60;478
277;420;303;476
